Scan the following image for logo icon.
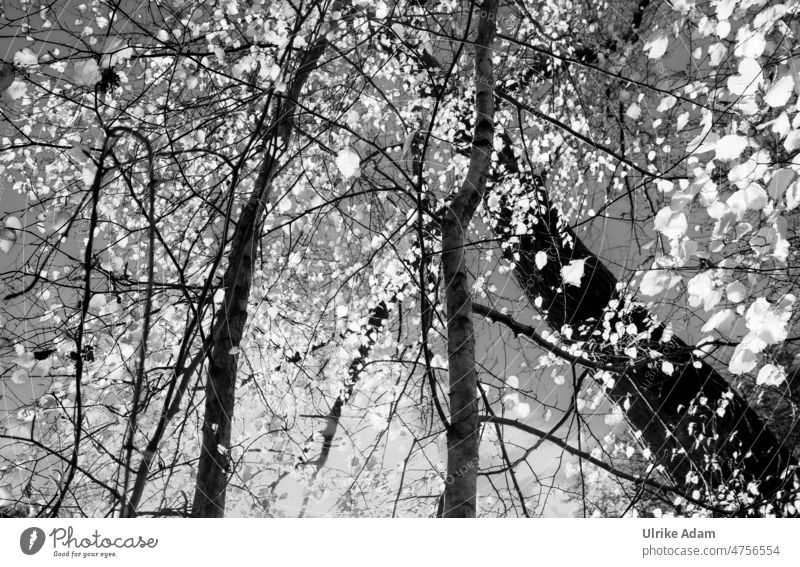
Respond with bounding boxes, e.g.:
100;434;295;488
20;527;45;555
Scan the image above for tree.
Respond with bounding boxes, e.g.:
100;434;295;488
1;0;799;518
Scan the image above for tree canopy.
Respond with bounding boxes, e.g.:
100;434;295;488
1;0;799;518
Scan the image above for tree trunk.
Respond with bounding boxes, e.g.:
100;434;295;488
489;134;798;515
440;0;498;518
191;15;336;517
393;6;797;514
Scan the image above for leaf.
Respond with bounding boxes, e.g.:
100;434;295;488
0;217;21;253
729;341;759;374
88;294;107;312
0;484;13;506
74;59;101;86
534;251;547;270
13;48;38;68
725;281;746;303
687;271;722;311
767;168;795;199
763;74;795;107
716;0;737;20
643;29;669;59
708;43;726;66
756;364;786;386
714;134;748;161
10;367;28;384
745;296;792;346
785;129;800;152
515;403;530;419
701;308;736;333
786;181;800;210
561;259;586;287
727;58;762;97
0;231;14;253
656;95;677;112
640;269;679;296
734;28;766;59
335;147;360;178
4;79;26;100
604;406;624;426
654;207;687;239
4;216;21;230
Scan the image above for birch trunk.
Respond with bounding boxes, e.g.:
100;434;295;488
440;0;498;518
191;18;335;517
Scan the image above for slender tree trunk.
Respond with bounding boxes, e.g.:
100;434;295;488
395;6;796;514
440;0;498;518
191;15;336;517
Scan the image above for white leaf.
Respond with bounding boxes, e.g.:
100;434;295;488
4;216;21;230
335;148;360;178
725;281;746;303
604;406;624;426
734;28;766;59
764;74;795;108
701;308;736;333
88;294;107;312
515;403;530;419
687;272;722;311
708;43;726;66
716;0;737;20
561;259;586;287
656;96;677;113
785;130;800;152
506;375;519;389
714;134;748;161
676;112;690;131
786;181;800;210
643;30;669;59
727;58;762;97
639;269;677;296
756;364;786;386
83;163;98;188
716;21;730;40
74;59;102;86
13;48;38;68
10;367;28;384
687;132;719;155
729;341;759;374
626;102;642;120
534;251;548;270
654;208;687;239
0;484;13;506
745;297;792;346
5;79;26;101
0;233;13;253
